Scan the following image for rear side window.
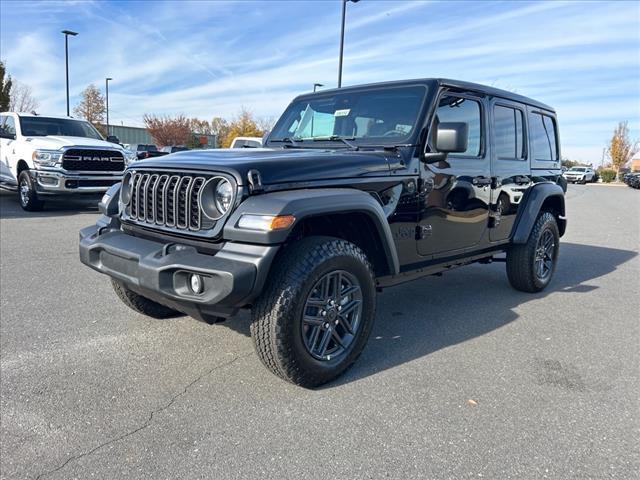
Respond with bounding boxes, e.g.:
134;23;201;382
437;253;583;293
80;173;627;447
494;105;525;160
529;112;558;161
435;95;482;157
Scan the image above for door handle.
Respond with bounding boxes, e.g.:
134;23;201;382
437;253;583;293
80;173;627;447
472;176;491;186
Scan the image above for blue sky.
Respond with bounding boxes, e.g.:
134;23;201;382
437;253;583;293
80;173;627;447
1;0;639;164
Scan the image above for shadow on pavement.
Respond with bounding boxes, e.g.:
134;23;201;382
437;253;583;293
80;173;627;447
0;190;100;219
221;242;636;387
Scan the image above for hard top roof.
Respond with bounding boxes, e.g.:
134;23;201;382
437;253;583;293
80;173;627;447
296;78;554;112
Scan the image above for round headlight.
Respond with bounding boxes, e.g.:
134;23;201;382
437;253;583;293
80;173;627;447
200;177;235;220
120;172;133;204
215;179;233;214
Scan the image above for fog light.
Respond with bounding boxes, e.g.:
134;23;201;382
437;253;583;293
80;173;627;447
189;273;204;294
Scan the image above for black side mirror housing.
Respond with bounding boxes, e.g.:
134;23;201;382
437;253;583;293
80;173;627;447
421;122;468;164
0;131;16;140
435;122;468;153
106;135;120;144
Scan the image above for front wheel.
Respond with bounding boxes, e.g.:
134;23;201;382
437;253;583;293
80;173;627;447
506;212;560;293
251;237;376;388
18;170;44;211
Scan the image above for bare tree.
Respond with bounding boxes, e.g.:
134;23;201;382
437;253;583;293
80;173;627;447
257;116;277;134
9;80;39;112
143;114;192;147
606;121;639;175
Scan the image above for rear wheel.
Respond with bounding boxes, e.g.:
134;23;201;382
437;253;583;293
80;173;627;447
251;237;376;388
111;279;181;319
506;212;559;293
18;170;44;211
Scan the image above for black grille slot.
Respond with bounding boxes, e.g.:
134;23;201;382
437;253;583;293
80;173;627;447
62;149;125;172
126;172;211;232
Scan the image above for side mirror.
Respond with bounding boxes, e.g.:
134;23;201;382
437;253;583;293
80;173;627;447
106;135;120;144
422;122;468;164
0;131;16;140
435;122;468;153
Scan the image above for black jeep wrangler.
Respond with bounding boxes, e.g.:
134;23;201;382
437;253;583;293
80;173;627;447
80;79;566;387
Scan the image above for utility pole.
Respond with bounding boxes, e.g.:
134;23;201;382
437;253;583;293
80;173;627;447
338;0;359;88
61;30;78;116
105;77;112;136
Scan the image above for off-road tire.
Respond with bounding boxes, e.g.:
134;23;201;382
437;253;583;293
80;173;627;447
506;212;560;293
111;279;181;319
251;236;376;388
18;170;44;211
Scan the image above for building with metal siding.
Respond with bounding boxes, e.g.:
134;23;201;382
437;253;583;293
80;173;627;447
108;125;217;149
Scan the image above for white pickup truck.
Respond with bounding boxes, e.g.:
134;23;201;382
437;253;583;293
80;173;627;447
0;112;136;211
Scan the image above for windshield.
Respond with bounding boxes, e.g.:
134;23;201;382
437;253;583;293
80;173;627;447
569;167;586;172
269;85;427;146
19;116;103;140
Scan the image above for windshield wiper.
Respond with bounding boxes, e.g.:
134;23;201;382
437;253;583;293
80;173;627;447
311;135;359;150
270;137;303;148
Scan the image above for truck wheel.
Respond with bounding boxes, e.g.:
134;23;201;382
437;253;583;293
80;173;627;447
251;237;376;388
18;170;44;211
506;212;559;293
111;279;181;319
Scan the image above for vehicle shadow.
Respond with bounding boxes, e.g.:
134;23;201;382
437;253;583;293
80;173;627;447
221;242;636;388
0;190;100;219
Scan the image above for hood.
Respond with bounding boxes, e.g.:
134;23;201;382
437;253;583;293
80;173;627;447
130;148;391;186
24;136;125;151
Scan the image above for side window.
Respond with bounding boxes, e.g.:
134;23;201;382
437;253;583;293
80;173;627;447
529;112;558;161
1;116;16;135
494;105;525;160
435;95;482;157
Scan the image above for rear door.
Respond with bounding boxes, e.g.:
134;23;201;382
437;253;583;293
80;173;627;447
489;99;531;242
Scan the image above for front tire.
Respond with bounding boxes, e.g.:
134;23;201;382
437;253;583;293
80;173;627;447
251;237;376;388
506;212;559;293
18;170;44;211
111;279;181;319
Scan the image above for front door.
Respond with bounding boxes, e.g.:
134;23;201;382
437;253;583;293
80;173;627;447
417;91;491;257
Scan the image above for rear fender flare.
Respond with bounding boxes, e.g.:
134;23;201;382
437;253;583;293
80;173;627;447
512;182;566;243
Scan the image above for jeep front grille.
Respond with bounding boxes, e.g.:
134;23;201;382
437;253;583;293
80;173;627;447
126;172;210;231
62;149;125;172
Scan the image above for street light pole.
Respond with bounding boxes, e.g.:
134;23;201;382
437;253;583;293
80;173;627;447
105;77;112;136
61;30;78;116
313;83;324;92
338;0;359;88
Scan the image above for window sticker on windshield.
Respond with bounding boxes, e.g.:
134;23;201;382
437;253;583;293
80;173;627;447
334;109;350;117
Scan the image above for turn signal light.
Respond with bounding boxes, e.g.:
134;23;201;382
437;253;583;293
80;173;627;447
237;214;296;231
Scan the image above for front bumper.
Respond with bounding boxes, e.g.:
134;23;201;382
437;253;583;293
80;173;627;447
79;224;279;320
32;170;123;194
563;175;584;183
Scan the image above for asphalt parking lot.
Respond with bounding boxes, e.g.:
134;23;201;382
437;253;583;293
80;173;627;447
0;185;638;480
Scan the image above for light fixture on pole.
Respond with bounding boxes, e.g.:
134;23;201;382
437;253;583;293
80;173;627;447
313;83;324;92
61;30;78;116
338;0;359;88
105;77;112;136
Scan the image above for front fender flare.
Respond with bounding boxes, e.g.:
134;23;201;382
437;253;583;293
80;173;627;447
224;188;400;275
512;182;566;243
